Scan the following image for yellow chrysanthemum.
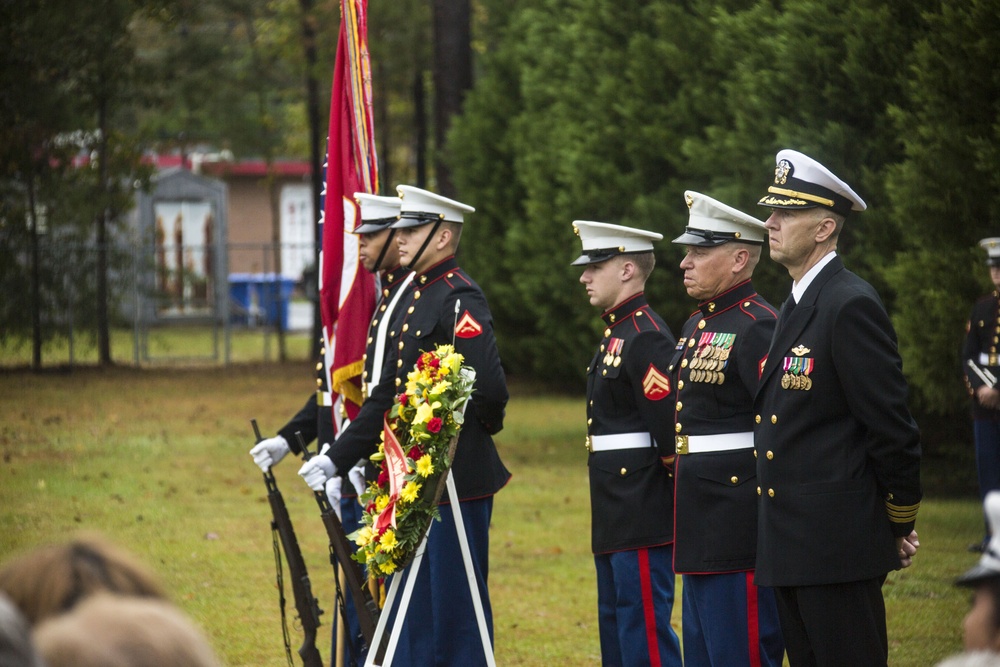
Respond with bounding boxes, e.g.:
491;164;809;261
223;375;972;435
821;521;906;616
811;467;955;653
443;352;464;375
355;526;373;547
429;379;451;397
400;481;421;502
416;454;434;478
380;559;397;574
413;401;441;425
379;529;398;552
375;495;390;512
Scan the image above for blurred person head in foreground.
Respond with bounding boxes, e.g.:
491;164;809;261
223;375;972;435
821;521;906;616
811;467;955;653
947;492;1000;662
0;592;44;667
0;533;165;626
32;593;220;667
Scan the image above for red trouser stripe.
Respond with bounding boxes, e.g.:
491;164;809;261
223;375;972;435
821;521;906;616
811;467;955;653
745;571;761;667
638;548;662;667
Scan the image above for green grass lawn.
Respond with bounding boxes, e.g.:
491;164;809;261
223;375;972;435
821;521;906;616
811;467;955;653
0;363;979;665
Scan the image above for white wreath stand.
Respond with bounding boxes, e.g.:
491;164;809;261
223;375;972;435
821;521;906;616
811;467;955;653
364;469;496;667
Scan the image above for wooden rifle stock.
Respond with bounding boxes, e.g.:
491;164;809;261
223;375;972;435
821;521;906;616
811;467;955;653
252;420;324;667
295;432;380;647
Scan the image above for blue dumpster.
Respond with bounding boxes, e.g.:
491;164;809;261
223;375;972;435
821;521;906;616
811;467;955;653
229;273;296;330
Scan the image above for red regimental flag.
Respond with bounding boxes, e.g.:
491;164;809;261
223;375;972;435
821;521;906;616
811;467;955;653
319;0;380;432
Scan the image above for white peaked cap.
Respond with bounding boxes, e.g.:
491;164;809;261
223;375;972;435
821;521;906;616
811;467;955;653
980;237;1000;266
351;193;402;234
759;149;866;216
392;185;475;227
673;191;766;246
571;220;663;266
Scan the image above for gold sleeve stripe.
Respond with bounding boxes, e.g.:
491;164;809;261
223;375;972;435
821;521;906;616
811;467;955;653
885;500;920;522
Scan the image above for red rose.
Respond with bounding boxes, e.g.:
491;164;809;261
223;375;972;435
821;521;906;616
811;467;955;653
398;393;408;405
377;469;388;486
429;356;440;369
407;446;423;460
427;417;443;433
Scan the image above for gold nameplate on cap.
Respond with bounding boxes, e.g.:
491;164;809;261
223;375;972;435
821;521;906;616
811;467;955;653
791;345;810;356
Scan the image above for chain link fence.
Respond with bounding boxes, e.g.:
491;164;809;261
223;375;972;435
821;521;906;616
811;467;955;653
0;239;319;368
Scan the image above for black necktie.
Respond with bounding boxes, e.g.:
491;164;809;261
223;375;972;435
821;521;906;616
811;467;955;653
777;294;796;334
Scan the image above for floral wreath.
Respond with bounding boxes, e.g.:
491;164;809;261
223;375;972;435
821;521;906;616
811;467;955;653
350;344;475;578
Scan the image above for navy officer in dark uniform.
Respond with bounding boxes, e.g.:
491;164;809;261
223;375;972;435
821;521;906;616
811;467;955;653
669;191;784;666
573;220;682;667
253;192;408;666
962;237;1000;552
755;149;922;666
375;185;510;666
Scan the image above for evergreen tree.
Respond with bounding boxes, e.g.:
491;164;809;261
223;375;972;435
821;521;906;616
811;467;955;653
885;0;1000;416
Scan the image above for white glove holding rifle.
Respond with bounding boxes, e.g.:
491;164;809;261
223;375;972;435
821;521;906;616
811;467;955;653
348;462;369;498
325;475;343;521
298;443;337;491
249;435;291;472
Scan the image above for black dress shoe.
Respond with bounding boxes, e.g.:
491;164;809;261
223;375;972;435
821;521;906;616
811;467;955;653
969;541;988;553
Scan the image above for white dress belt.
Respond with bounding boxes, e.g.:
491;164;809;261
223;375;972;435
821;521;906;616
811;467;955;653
675;431;754;455
980;353;999;367
316;390;333;407
587;432;655;453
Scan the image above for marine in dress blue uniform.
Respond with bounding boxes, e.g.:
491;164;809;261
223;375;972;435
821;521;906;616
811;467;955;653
962;238;1000;552
754;150;922;667
255;193;410;667
669;191;784;667
573;220;682;667
380;185;510;667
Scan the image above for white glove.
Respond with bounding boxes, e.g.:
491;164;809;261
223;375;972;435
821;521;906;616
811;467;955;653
325;477;343;521
298;443;337;491
250;435;291;472
348;462;368;498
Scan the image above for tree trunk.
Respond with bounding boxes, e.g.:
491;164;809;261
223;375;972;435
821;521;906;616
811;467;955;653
27;170;42;370
299;0;324;361
431;0;472;197
413;70;427;189
433;0;472;197
96;95;111;366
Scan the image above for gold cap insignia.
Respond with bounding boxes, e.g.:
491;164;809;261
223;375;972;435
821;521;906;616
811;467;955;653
774;159;792;185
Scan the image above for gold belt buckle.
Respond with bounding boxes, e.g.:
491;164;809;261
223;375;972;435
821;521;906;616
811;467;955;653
675;435;689;455
586;435;593;453
991;354;998;366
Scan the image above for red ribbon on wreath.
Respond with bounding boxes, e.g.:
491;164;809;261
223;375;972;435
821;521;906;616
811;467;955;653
374;413;409;534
